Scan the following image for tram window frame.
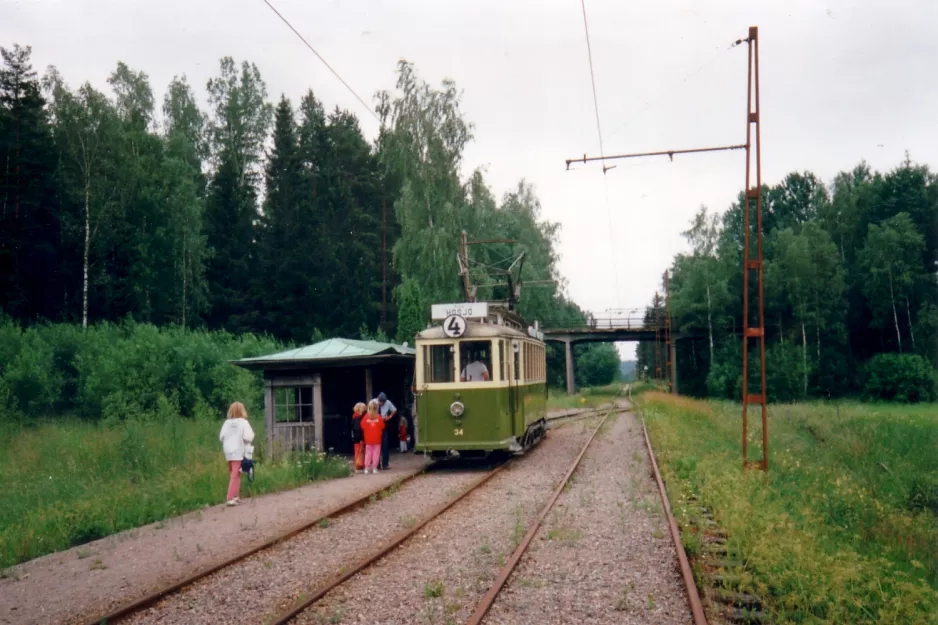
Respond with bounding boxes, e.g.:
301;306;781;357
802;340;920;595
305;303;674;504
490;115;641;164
459;340;493;382
498;340;506;382
423;344;455;383
513;342;521;381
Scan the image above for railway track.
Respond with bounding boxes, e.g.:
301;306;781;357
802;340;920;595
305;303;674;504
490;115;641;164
87;397;710;625
265;409;615;625
470;395;708;625
86;406;614;625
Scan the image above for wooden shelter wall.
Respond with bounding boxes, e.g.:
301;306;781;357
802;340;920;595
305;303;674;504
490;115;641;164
262;358;415;456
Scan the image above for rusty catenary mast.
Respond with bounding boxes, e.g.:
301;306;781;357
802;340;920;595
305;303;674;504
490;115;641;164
564;26;768;470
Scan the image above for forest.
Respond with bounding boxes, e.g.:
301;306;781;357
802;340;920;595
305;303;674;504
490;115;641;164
0;43;620;423
638;160;938;402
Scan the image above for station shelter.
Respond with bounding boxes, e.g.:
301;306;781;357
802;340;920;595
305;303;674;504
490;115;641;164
232;338;415;459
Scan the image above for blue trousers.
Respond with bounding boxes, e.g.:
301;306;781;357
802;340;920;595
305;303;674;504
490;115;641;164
380;427;391;468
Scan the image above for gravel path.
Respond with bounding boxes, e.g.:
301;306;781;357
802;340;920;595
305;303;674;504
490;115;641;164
292;417;603;625
484;410;692;625
0;453;428;625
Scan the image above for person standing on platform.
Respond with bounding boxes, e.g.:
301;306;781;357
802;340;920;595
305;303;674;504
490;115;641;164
350;402;366;473
374;392;397;470
398;416;409;453
360;400;384;475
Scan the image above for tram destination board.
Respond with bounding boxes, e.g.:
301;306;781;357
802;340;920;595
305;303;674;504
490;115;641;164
431;302;489;320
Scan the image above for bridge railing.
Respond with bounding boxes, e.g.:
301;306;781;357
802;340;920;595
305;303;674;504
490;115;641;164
543;309;655;332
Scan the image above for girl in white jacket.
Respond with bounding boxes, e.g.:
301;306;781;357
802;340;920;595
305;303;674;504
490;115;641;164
219;402;255;506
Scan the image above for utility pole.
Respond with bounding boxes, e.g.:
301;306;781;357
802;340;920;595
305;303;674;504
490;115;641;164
458;231;474;302
741;26;768;470
654;292;663;387
381;198;388;329
664;270;674;394
563;26;768;470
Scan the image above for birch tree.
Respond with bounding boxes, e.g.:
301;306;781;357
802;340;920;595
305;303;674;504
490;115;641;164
860;213;925;353
162;75;208;327
680;206;723;364
44;70;118;328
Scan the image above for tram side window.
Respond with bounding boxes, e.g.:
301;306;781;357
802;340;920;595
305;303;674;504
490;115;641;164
498;340;506;382
460;340;492;382
424;345;454;383
513;343;520;381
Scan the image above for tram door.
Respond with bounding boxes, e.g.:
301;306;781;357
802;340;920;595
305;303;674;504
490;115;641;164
508;340;521;429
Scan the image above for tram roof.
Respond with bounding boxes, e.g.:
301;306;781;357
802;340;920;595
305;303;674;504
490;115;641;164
416;322;532;341
231;337;415;370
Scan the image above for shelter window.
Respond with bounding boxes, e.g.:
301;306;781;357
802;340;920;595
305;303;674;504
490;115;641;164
459;340;492;382
424;345;454;383
273;387;313;423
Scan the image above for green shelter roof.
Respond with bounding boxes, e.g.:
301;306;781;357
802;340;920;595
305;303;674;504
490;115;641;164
231;338;415;370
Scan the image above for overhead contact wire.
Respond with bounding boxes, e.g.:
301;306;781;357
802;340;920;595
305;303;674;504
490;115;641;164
261;0;380;122
579;0;622;308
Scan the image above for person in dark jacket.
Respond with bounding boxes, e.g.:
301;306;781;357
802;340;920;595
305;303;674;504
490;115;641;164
351;402;366;473
374;392;397;470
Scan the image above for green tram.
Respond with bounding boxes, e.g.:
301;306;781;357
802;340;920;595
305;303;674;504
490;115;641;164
413;303;548;459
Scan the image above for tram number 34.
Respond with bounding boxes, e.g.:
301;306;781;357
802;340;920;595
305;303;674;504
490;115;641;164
454;429;464;436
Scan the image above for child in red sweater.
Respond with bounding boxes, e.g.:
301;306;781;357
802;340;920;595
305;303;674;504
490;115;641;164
360;400;385;474
398;416;409;453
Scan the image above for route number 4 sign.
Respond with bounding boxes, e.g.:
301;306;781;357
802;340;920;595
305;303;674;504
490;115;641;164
442;314;467;338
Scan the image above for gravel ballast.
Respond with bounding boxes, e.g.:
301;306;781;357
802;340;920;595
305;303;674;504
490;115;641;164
483;410;693;624
127;468;487;625
292;417;603;625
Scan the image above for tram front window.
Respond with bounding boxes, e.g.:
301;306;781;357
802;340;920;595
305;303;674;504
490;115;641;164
424;345;454;383
460;341;492;382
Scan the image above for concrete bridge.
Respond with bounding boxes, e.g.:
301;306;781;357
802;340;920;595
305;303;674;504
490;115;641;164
542;309;680;395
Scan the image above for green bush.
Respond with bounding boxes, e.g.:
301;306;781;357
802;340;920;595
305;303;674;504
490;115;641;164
706;340;741;400
0;319;284;423
0;327;62;415
863;353;936;403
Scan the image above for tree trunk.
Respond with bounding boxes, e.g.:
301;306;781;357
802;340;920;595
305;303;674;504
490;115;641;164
706;282;714;364
14;117;20;218
816;297;821;361
182;242;188;328
906;295;915;350
82;181;90;329
889;270;901;353
816;320;821;361
801;321;808;397
1;151;8;218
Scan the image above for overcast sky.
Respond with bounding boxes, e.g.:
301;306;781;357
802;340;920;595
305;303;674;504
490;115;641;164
5;0;937;359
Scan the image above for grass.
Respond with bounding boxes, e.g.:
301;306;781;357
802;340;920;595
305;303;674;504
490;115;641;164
637;391;938;625
546;383;624;411
424;579;444;598
0;416;350;568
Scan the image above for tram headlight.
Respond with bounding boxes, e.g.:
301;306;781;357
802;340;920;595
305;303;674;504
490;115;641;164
450;401;465;417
